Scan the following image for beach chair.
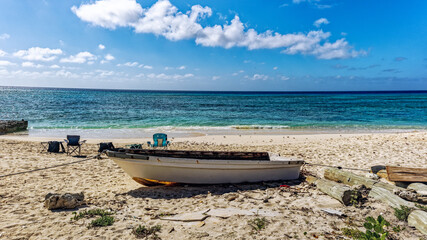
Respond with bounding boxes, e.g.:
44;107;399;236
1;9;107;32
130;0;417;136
147;133;170;147
40;141;65;153
64;135;86;156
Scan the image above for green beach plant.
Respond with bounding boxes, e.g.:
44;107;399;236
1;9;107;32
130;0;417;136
341;215;401;240
393;205;412;221
71;208;115;228
89;215;114;228
132;225;162;239
248;217;268;233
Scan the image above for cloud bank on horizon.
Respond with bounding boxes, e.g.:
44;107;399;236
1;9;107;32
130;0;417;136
71;0;365;60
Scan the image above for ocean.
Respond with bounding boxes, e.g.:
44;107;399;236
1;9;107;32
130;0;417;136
1;86;426;138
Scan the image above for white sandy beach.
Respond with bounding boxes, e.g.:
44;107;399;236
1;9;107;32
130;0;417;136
0;131;426;239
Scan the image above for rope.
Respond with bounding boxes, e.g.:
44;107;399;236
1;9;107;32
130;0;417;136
304;162;371;172
0;155;98;178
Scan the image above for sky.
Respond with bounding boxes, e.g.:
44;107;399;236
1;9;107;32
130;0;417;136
0;0;426;91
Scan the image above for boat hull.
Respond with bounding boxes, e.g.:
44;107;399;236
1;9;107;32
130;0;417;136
107;151;304;184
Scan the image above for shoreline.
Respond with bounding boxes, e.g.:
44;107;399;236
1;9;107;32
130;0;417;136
1;129;426;145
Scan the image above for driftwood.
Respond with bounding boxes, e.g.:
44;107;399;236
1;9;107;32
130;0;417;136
324;168;403;192
306;176;358;206
408;210;427;235
387;166;427;182
408;183;427;196
368;186;415;208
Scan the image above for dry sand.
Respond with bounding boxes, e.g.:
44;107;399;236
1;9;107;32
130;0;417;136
0;131;426;239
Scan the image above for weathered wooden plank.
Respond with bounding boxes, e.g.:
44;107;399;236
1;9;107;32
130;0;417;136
408;210;427;235
387;166;427;182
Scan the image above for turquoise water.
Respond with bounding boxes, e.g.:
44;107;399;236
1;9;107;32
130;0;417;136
1;87;426;133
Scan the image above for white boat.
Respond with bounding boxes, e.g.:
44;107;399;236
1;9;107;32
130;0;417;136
106;149;304;185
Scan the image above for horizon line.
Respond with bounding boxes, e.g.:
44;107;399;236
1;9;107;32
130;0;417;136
1;85;427;94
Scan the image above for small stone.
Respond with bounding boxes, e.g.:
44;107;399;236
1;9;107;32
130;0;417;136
44;192;84;210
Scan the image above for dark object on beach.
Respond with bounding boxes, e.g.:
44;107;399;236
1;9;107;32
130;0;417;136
386;166;427;182
47;141;65;153
65;135;86;156
371;165;386;174
147;133;170;147
0;120;28;134
98;142;115;153
125;144;142;149
44;192;84;210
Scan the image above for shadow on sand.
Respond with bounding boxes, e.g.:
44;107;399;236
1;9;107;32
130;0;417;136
125;179;304;200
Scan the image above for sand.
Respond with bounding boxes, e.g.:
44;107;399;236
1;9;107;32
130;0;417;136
0;131;426;239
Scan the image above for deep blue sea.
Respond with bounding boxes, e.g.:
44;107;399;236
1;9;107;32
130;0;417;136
1;86;426;137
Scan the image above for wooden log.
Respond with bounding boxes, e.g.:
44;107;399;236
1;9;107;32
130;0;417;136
408;183;427;196
386;166;427;183
324;168;403;192
324;167;377;188
308;175;357;206
408;210;427;235
368;186;415;209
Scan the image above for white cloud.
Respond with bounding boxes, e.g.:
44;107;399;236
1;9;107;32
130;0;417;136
22;62;43;68
71;0;143;29
120;61;138;67
72;0;363;59
281;75;290;80
60;51;96;63
105;54;115;60
246;74;268;81
314;18;329;27
273;66;278;70
0;49;7;57
14;47;63;61
98;44;106;50
132;1;212;41
147;73;194;80
143;65;153;69
0;33;10;40
50;64;60;69
212;76;220;80
0;60;15;66
178;65;186;70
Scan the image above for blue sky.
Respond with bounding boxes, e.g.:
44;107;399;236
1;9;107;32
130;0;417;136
0;0;426;91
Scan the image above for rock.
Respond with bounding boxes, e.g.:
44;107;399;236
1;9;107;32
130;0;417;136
44;192;84;210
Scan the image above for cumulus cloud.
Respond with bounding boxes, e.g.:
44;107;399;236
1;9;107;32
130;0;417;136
98;44;106;50
22;62;43;68
118;61;138;67
60;51;96;63
105;54;115;61
313;18;329;27
0;60;15;66
50;64;60;69
72;0;364;59
0;33;10;40
14;47;63;61
212;76;220;80
71;0;143;29
0;49;7;57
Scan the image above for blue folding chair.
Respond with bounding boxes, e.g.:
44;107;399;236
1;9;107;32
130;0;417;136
64;135;86;156
147;133;170;147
